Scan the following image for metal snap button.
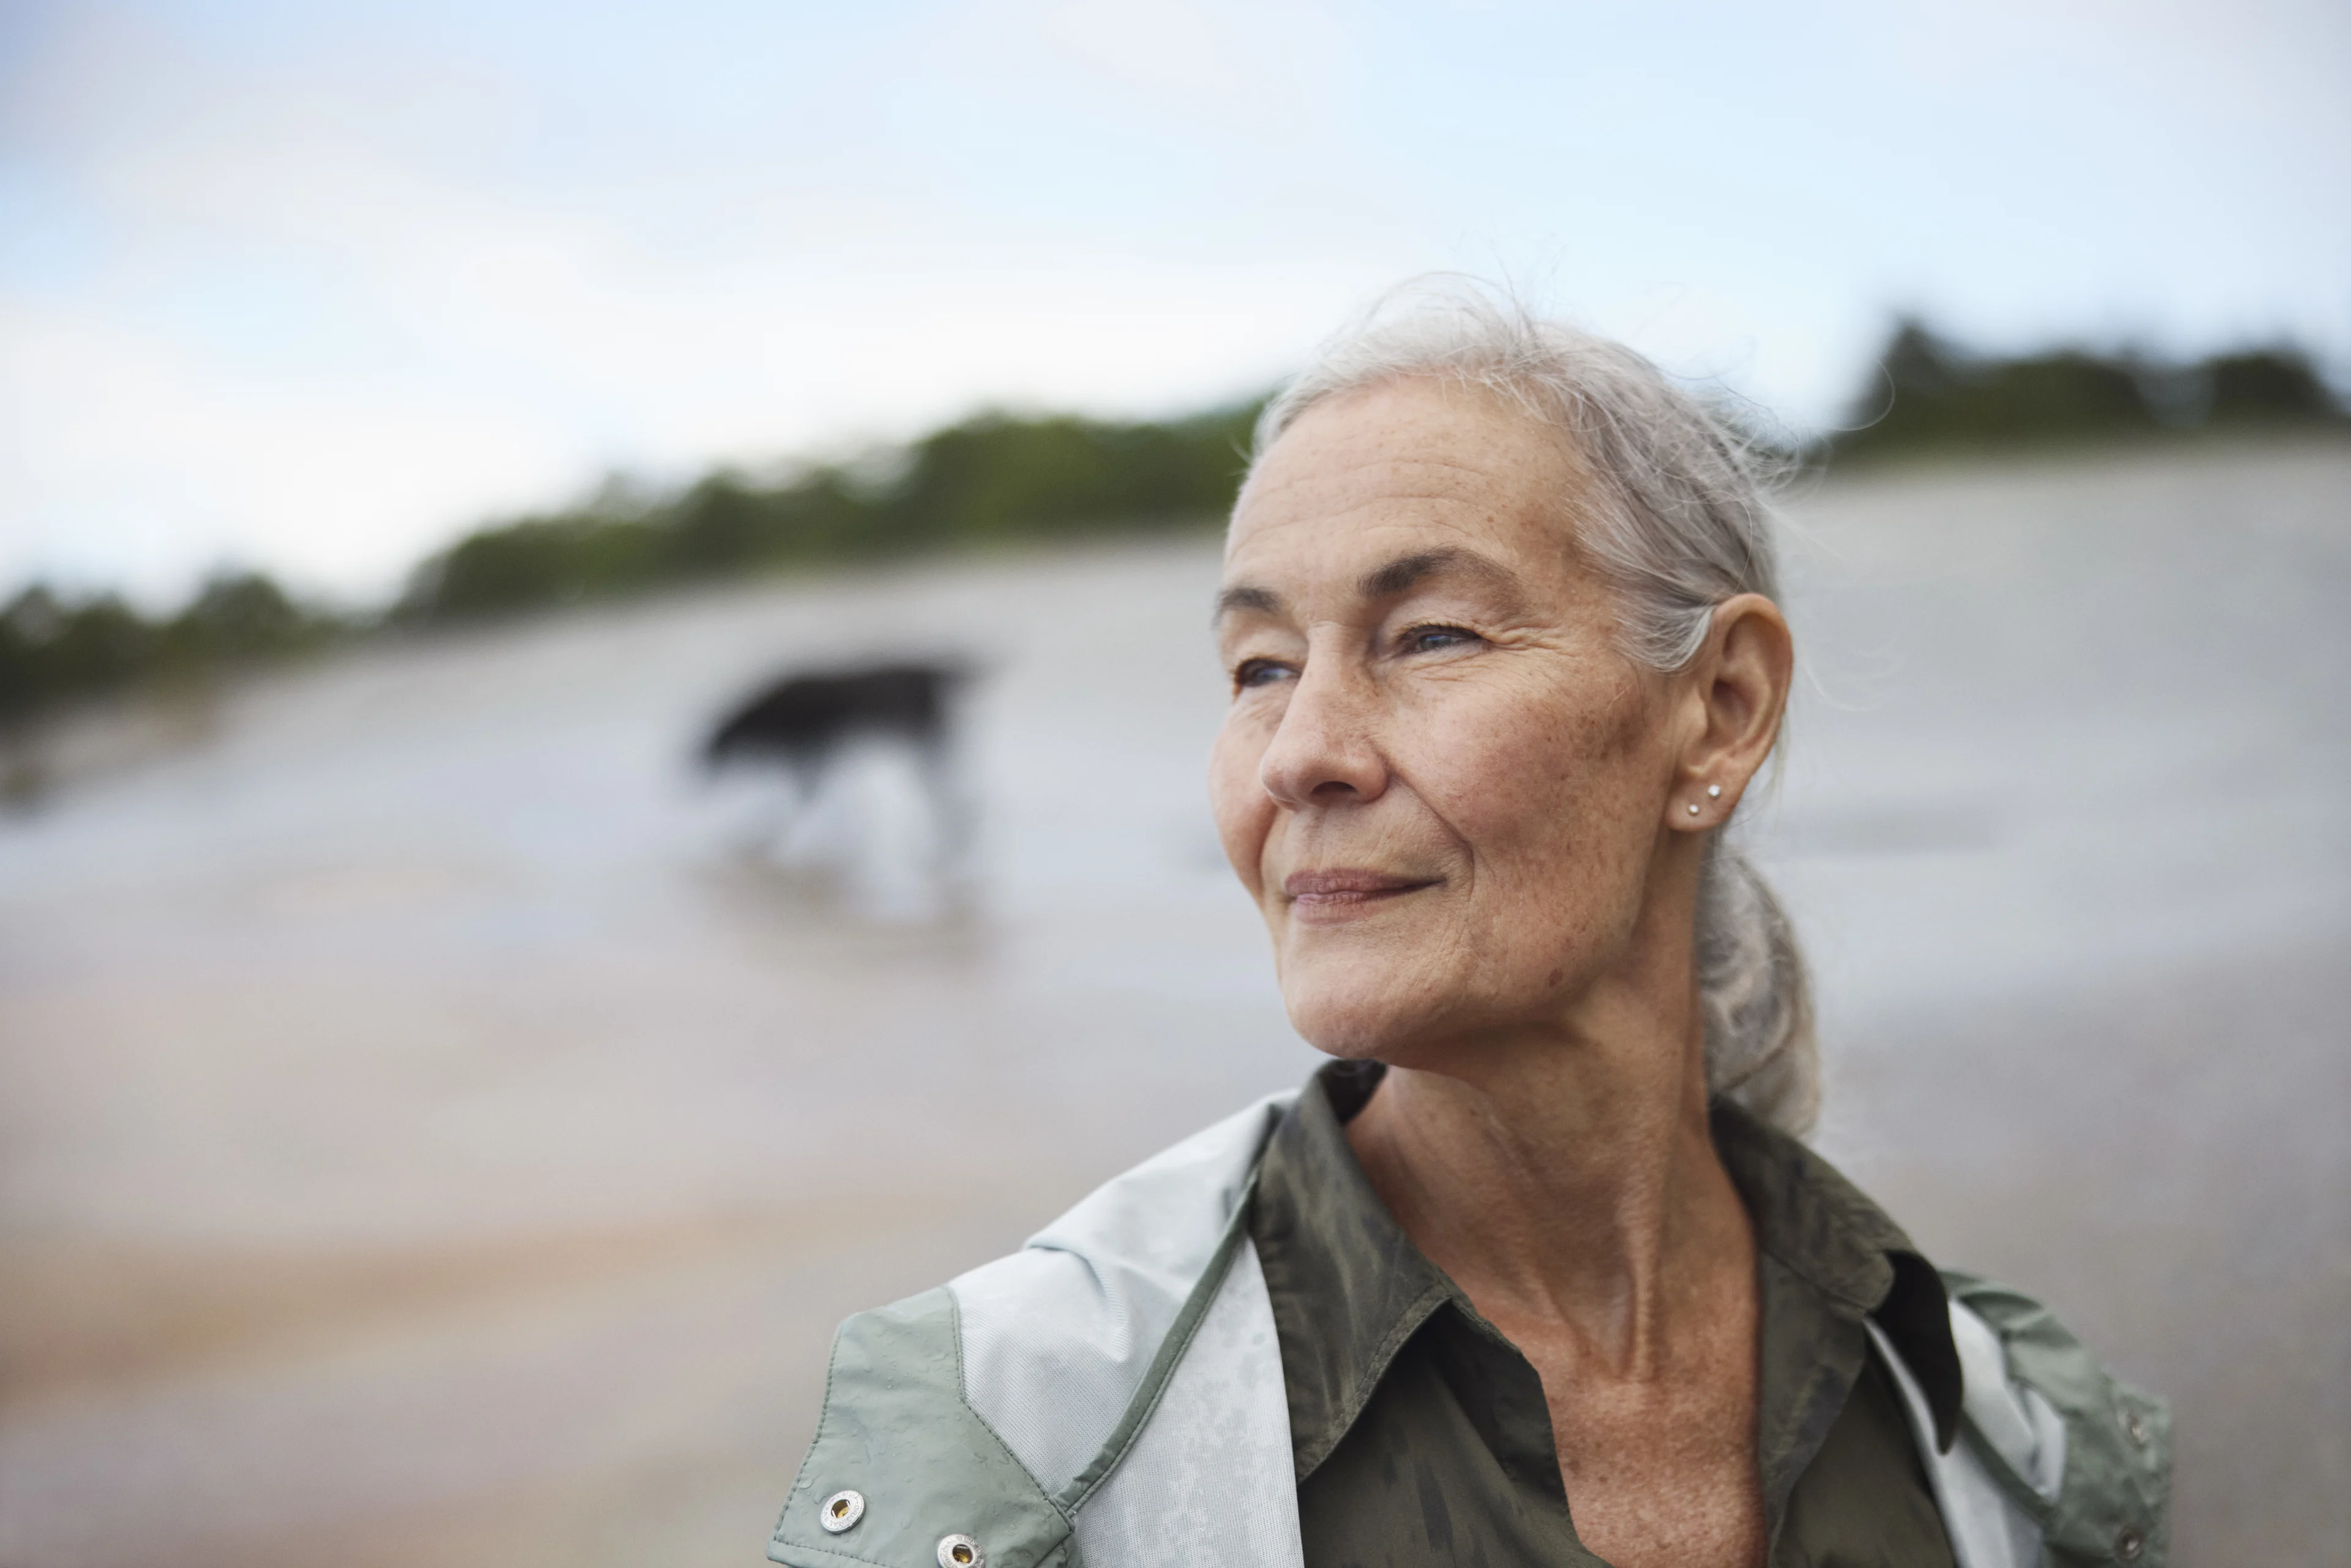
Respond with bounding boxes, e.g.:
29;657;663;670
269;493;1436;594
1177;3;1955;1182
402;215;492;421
2115;1523;2145;1561
2121;1408;2148;1447
937;1532;984;1568
817;1490;865;1533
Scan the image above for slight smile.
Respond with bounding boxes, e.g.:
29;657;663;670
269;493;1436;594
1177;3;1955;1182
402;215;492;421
1282;869;1441;918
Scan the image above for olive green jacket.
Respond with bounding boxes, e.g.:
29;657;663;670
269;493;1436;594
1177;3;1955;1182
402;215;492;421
768;1094;2170;1568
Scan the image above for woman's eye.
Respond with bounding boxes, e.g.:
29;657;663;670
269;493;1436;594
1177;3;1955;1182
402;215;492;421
1232;658;1292;691
1400;623;1481;655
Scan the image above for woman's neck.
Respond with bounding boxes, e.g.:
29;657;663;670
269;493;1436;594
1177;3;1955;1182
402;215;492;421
1343;999;1753;1381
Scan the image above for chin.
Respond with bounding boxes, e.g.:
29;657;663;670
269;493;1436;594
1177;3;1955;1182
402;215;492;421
1278;935;1579;1069
1280;961;1456;1064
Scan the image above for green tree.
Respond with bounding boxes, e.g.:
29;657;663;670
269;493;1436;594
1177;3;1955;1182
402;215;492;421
1832;320;2342;462
2205;349;2343;426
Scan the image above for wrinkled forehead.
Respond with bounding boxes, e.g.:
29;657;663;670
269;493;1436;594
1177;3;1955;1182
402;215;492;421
1225;378;1594;577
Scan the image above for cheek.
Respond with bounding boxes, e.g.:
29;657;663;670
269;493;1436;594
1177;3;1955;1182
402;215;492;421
1207;719;1272;896
1415;667;1657;877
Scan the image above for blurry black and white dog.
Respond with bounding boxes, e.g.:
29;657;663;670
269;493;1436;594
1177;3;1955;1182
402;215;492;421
702;660;973;872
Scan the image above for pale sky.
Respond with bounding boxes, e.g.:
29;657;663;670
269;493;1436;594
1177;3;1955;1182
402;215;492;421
3;0;2347;605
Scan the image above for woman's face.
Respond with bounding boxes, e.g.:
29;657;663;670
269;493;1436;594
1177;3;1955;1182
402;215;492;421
1210;377;1698;1062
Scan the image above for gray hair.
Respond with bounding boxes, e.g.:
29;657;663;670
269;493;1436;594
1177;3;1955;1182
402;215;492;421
1250;277;1818;1136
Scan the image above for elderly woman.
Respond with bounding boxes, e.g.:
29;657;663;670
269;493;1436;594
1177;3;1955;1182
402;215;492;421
765;287;2170;1568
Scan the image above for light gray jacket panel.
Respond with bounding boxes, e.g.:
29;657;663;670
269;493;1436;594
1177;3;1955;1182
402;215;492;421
1073;1234;1302;1567
953;1093;1294;1503
769;1098;2167;1568
771;1095;1292;1568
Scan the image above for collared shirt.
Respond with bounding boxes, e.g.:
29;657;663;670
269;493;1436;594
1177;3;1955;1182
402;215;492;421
1248;1060;1965;1567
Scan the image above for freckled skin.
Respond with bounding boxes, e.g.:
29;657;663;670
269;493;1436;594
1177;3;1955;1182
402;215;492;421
1211;378;1794;1568
1212;386;1664;1056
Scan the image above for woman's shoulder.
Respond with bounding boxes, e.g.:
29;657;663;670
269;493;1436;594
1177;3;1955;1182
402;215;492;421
944;1089;1293;1484
765;1092;1298;1568
1930;1270;2173;1568
1712;1102;2172;1566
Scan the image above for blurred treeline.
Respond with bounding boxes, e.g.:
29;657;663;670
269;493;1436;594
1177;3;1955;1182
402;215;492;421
1832;319;2345;462
391;401;1263;625
1;403;1260;736
5;324;2344;733
2;572;346;737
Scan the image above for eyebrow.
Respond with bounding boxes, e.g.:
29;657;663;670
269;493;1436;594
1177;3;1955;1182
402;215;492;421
1213;583;1282;621
1356;547;1513;600
1215;547;1515;625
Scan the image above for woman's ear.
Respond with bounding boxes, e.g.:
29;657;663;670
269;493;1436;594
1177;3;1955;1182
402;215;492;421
1671;593;1791;830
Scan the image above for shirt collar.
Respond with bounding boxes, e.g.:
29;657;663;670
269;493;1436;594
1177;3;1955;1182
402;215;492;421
1250;1060;1965;1479
1711;1098;1963;1452
1250;1060;1458;1480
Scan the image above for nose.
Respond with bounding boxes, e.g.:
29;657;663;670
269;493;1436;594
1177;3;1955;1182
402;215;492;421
1258;658;1390;809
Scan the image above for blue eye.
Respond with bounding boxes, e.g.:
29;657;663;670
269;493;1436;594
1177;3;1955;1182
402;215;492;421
1403;624;1479;653
1233;658;1292;690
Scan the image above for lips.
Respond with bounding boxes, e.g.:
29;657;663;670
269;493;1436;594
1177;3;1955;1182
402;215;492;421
1282;868;1439;909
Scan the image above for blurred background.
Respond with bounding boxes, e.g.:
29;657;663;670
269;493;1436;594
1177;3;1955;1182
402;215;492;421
2;2;2347;1564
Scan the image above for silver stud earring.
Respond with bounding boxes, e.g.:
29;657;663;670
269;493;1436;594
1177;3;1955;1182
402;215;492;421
1708;784;1722;799
1687;803;1701;816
